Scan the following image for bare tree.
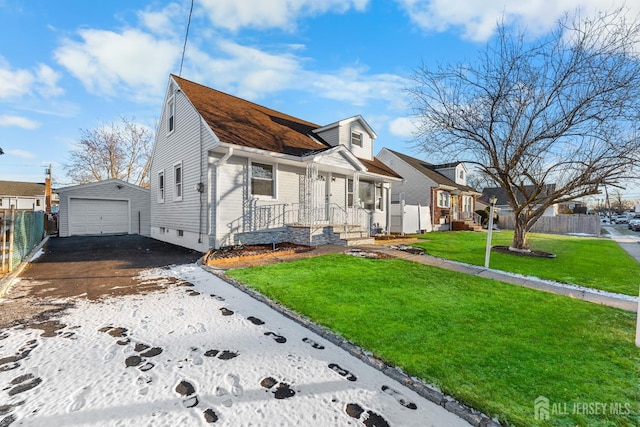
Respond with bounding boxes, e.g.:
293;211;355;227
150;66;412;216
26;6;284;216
65;117;153;187
409;8;640;250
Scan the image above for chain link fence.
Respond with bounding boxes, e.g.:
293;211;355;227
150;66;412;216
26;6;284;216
1;209;45;273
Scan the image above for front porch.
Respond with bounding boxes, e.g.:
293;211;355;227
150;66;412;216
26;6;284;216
234;201;375;247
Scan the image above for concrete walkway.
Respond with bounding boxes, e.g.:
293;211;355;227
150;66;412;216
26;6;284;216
367;237;638;313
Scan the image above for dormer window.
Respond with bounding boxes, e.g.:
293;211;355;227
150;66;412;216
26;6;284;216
351;131;362;147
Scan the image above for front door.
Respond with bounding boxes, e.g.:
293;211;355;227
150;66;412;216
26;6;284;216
315;174;328;221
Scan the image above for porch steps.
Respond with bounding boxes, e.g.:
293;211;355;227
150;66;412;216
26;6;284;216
332;225;374;246
452;220;483;232
342;236;376;246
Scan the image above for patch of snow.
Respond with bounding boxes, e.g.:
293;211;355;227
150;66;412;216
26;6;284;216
29;249;44;262
0;264;472;426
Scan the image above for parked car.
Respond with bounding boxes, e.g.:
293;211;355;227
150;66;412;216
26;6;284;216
614;215;629;224
629;218;640;230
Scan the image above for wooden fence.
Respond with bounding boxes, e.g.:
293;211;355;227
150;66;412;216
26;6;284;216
498;214;601;236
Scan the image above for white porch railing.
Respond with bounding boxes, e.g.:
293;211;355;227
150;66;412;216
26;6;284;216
453;210;482;225
244;200;369;235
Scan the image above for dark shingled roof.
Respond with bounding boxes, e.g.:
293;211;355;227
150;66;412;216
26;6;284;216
384;149;476;192
172;75;329;156
0;180;46;197
171;75;400;178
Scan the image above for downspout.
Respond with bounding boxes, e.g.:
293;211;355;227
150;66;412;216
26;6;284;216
212;146;233;249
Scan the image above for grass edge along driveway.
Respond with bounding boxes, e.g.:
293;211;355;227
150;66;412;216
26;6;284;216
411;231;640;296
227;255;640;427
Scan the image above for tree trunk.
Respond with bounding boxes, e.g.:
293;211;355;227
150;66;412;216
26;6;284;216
511;215;529;250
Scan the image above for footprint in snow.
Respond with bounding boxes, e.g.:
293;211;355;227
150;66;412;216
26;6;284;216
328;363;357;382
345;403;390;427
260;377;295;400
204;350;239;361
68;386;90;412
175;380;220;423
210;294;225;301
381;385;417;410
7;373;42;396
219;307;234;316
186;289;201;296
264;332;286;344
247;316;264;325
302;337;324;349
187;323;206;334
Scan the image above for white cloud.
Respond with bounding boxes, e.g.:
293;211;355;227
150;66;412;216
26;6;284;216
54;28;180;101
199;0;369;31
395;0;638;41
35;64;64;97
0;58;64;100
138;2;183;36
6;149;36;159
0;115;40;129
389;116;417;137
184;39;408;109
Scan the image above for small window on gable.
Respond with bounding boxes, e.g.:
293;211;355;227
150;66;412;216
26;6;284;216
167;96;175;133
351;131;362;147
251;162;275;198
158;171;165;202
174;162;183;201
459;170;464;180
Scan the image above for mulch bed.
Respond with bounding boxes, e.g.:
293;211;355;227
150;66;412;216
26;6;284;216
491;245;556;258
205;243;315;266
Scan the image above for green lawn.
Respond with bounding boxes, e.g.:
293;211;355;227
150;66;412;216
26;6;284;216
411;231;640;296
227;255;640;427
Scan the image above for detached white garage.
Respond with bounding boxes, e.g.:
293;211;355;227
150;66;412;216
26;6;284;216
57;179;150;237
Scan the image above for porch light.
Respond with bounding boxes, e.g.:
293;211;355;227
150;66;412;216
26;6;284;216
484;196;498;268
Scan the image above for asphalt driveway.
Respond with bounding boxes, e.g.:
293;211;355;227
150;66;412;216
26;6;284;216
0;235;201;328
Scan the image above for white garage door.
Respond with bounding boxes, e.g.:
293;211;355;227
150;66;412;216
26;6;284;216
69;198;129;235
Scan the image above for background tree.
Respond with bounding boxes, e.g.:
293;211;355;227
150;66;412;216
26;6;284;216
65;116;153;187
408;8;640;250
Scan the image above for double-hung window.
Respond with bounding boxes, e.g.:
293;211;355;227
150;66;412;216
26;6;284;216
158;171;165;203
437;191;450;208
251;162;275;197
351;131;362;147
167;97;175;134
174;162;182;201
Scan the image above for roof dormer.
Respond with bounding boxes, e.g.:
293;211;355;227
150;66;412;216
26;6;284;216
313;115;376;161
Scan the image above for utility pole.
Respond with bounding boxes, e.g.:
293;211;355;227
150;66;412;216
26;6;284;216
45;164;52;213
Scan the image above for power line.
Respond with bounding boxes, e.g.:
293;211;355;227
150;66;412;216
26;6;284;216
179;0;194;77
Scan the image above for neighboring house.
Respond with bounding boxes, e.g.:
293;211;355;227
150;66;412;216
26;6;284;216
57;179;150;237
376;148;481;231
150;75;402;252
480;185;559;217
0;180;58;212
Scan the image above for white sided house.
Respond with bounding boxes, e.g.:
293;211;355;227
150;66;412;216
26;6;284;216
150;75;402;252
377;148;482;231
57;179;150;237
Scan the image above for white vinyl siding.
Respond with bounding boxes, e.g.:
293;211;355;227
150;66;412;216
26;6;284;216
150;79;218;251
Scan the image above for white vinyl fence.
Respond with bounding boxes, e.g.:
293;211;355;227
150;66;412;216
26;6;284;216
390;203;432;235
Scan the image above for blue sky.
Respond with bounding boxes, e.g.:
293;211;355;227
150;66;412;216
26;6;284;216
0;0;637;199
